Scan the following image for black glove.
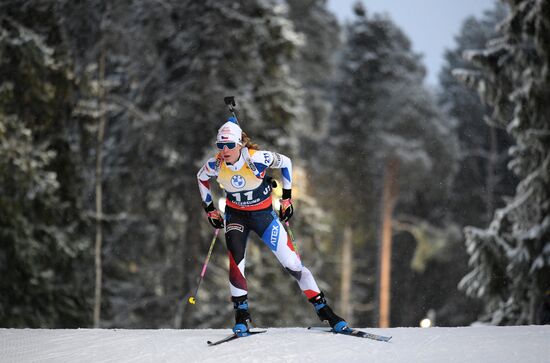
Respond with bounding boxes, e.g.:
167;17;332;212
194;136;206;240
204;203;224;229
279;189;293;222
265;175;278;188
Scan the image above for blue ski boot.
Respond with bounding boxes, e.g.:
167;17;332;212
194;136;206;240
232;295;251;337
309;292;348;333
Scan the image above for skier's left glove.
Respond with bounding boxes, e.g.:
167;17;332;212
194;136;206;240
279;189;293;222
265;175;278;188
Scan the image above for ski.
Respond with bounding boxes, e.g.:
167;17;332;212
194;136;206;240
207;330;267;346
308;326;392;342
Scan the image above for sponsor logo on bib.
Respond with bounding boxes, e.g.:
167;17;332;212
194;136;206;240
231;175;246;189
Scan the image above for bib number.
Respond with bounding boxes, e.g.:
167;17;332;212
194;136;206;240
233;191;254;202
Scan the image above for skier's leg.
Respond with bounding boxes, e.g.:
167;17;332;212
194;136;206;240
309;292;347;331
225;210;250;323
256;210;321;300
232;294;251;335
225;211;255;334
254;210;347;330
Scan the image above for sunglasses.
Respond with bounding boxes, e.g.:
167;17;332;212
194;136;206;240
216;142;238;150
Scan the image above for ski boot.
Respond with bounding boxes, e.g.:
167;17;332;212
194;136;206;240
309;292;348;333
232;295;251;337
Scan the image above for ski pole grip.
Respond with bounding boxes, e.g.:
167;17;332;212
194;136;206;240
224;96;235;106
224;96;236;112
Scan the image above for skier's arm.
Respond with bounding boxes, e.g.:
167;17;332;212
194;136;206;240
251;151;293;221
197;157;219;207
270;152;292;197
197;157;224;229
250;151;292;193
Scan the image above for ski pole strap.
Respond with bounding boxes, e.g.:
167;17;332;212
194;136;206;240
241;147;262;178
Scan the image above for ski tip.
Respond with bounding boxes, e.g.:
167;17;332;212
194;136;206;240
249;330;268;335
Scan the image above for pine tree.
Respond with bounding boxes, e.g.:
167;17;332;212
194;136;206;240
278;0;344;325
439;3;515;228
286;0;340;144
456;0;550;325
160;0;308;329
58;0;311;328
324;2;459;327
0;6;91;327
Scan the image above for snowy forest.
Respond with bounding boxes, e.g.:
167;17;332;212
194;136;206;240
1;0;548;331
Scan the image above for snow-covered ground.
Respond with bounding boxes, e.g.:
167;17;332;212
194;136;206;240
1;326;549;363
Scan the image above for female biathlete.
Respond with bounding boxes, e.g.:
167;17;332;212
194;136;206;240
197;117;347;336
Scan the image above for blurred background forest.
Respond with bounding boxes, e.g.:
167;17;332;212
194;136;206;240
1;0;549;329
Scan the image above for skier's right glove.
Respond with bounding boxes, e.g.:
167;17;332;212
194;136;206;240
204;203;224;229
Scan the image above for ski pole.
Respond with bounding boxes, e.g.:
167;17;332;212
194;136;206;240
284;221;301;258
224;96;240;125
188;228;220;305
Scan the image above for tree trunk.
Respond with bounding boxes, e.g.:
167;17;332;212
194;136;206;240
485;125;498;222
340;225;353;322
378;158;400;328
93;43;106;329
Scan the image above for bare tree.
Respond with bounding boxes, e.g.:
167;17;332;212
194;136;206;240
93;38;107;329
339;226;353;321
378;158;399;328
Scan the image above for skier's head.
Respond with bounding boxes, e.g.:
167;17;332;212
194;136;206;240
216;117;243;164
216;117;242;145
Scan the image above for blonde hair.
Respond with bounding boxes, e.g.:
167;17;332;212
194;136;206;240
242;132;260;150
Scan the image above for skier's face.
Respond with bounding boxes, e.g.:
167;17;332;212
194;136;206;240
219;143;242;164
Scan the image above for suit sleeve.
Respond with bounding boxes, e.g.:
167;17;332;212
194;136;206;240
197;157;219;206
251;150;292;190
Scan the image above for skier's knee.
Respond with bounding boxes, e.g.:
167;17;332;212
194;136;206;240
285;267;302;281
282;256;302;273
